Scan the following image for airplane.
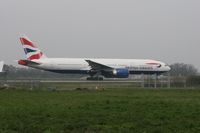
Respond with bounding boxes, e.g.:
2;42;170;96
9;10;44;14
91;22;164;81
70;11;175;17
18;36;171;80
0;61;4;72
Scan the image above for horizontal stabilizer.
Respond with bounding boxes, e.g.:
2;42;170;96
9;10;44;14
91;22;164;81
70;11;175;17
18;60;40;66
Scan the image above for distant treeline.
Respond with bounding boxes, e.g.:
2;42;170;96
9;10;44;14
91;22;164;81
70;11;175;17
187;76;200;86
170;63;198;77
169;63;200;87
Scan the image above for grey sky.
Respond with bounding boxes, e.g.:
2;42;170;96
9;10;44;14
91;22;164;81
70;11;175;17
0;0;200;70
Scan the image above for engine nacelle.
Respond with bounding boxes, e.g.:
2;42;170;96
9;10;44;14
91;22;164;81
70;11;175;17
103;68;129;78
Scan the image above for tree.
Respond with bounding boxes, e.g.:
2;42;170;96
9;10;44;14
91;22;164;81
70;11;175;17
170;63;198;77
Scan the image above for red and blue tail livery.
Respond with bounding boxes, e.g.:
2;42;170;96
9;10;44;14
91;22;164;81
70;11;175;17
20;36;46;60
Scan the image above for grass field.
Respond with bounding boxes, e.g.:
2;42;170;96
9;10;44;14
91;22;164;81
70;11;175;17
0;87;200;133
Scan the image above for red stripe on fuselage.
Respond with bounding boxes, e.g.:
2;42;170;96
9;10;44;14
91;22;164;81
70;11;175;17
20;38;36;48
28;52;43;60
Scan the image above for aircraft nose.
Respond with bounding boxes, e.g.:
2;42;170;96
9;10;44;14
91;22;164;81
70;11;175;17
166;66;171;71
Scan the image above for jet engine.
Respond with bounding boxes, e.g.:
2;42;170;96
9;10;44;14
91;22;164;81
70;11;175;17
103;68;129;78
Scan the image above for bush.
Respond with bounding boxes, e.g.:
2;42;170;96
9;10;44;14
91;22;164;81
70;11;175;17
187;76;200;86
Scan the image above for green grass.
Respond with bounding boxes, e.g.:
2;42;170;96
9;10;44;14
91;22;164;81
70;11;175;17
0;88;200;133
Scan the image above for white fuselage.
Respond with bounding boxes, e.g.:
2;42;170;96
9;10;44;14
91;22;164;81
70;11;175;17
29;58;170;75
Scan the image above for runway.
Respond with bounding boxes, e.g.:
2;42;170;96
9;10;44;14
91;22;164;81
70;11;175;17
1;79;141;83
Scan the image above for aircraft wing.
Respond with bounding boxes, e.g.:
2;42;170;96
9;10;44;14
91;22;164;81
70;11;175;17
0;61;4;72
85;60;113;70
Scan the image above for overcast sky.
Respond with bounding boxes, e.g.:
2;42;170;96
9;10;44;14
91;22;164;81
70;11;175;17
0;0;200;70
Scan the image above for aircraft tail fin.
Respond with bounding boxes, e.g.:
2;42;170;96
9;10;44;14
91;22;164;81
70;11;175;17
19;36;47;60
0;61;4;72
